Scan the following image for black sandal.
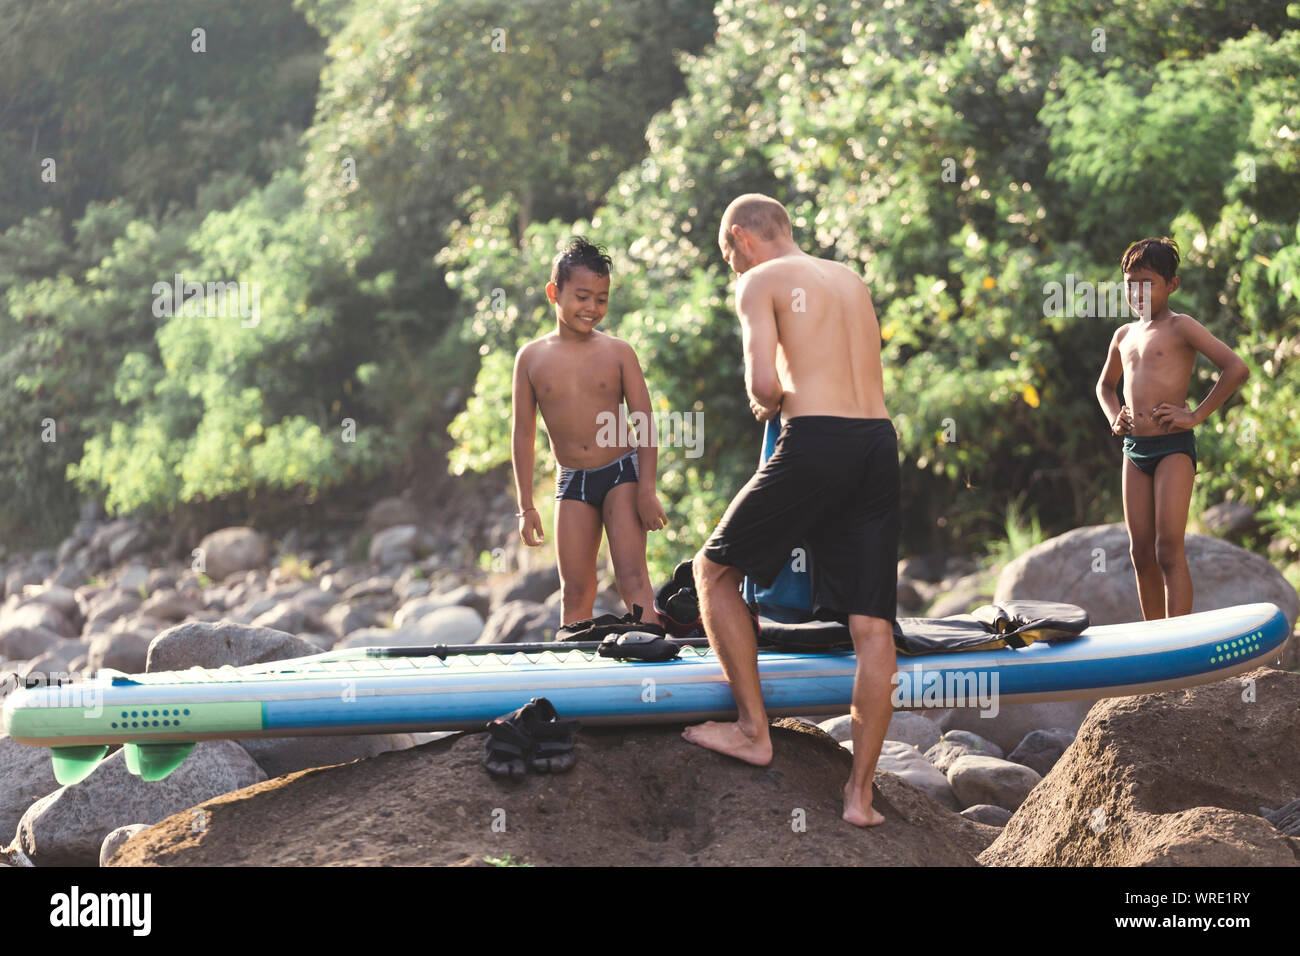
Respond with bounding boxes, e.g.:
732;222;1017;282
482;698;580;777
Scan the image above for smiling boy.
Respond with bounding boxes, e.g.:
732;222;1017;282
511;237;668;625
1095;237;1249;619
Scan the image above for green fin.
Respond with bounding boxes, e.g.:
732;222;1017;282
50;745;111;786
124;742;195;781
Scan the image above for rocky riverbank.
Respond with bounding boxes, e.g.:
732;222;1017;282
1;496;1297;866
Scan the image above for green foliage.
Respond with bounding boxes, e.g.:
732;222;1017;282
0;0;323;231
445;0;1300;565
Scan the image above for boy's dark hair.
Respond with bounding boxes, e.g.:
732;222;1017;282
551;236;613;290
1121;237;1180;282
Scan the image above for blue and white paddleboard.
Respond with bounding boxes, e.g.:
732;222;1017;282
2;603;1289;784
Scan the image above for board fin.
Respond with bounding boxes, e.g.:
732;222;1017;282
50;745;111;785
124;742;195;781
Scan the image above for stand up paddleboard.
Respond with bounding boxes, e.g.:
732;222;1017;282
2;603;1288;784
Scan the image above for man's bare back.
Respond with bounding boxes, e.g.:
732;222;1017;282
1115;315;1197;436
739;252;889;420
520;331;634;469
688;193;900;829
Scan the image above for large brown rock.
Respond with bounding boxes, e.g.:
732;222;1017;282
995;524;1299;629
980;667;1300;866
106;721;997;866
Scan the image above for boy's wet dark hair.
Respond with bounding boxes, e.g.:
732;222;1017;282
1121;237;1180;282
551;236;613;290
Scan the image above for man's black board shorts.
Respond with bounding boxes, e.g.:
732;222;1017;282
702;415;900;622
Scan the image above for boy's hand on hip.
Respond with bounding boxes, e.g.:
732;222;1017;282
638;490;668;533
750;397;780;421
518;509;545;547
1152;402;1196;432
1111;405;1133;435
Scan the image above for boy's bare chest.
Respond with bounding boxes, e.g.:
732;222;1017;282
530;352;623;403
1122;326;1190;371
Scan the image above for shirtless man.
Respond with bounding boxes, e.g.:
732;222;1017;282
511;237;668;626
1095;237;1248;619
684;194;900;827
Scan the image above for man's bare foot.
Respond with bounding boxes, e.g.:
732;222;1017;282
681;720;772;766
843;782;885;827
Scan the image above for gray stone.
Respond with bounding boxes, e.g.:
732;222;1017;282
335;627;397;648
296;632;335;651
86;630;152;674
4;567;42;600
228;593;281;625
47;563;89;589
366;496;421;532
0;625;69;661
343;576;397;602
399;604;484;644
947;754;1042;812
16;584;79;622
323;601;387;639
85;590;141;629
369;525;435;569
927;586;994;619
477;599;560;644
884;712;942;751
116;563;151;593
393;586;488;630
100;824;150;866
896;579;924;611
251;604;305;635
0;734;62;843
394;577;432;603
107;527;151;566
898;555;946;583
938;699;1097;754
239;733;425;779
3;601;77;639
139;588;200;622
1201;502;1258;541
147;620;320;672
197;527;269;582
501;566;562;605
817;714;851;742
1007;728;1076;777
15;740;266;866
875;741;960;809
960;804;1013;827
940;730;1004;759
19;646;85;684
1261;798;1300;836
995;523;1300;629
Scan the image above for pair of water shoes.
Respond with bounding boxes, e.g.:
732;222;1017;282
483;697;580;779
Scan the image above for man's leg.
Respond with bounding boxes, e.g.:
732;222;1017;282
600;481;658;618
842;613;895;827
1122;460;1162;620
1153;453;1195;617
681;551;772;766
554;499;602;626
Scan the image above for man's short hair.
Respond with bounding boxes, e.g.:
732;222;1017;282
1121;237;1180;282
551;236;613;290
720;194;792;246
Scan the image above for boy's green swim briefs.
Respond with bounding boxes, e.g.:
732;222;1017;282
1122;431;1197;477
